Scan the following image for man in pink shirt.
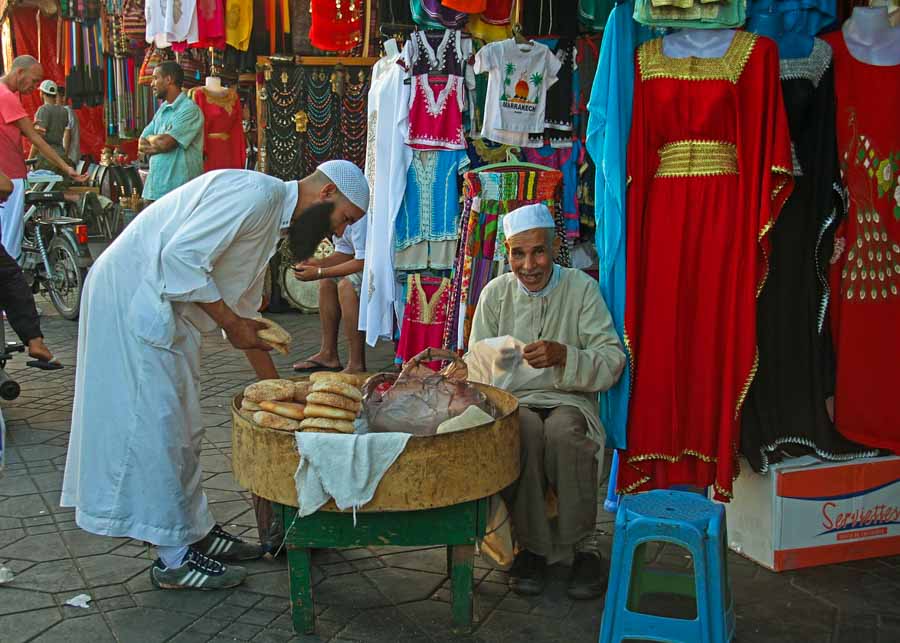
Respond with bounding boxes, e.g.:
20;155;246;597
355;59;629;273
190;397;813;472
0;55;86;261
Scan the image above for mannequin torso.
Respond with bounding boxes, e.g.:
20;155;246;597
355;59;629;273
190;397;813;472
663;28;735;59
843;7;900;66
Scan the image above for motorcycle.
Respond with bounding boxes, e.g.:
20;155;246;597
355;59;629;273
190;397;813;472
20;169;94;320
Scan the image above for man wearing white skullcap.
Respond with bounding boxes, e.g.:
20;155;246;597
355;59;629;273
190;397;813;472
465;203;625;601
62;163;369;592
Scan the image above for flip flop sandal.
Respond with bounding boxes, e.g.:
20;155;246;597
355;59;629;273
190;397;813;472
27;360;64;371
292;359;343;374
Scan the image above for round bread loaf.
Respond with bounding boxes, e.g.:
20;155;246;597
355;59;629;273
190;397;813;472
257;318;292;355
310;380;362;402
259;400;306;420
309;372;360;386
303;404;357;422
306;391;361;412
300;417;355;433
253;411;302;431
244;379;295;402
241;399;263;412
301;427;343;434
293;381;311;403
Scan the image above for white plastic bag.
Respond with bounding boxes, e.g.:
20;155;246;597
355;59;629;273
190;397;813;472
465;336;545;392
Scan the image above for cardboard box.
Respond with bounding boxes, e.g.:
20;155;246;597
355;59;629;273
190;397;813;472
725;455;900;571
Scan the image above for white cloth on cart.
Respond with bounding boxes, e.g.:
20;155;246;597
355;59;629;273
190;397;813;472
294;431;411;518
61;170;297;546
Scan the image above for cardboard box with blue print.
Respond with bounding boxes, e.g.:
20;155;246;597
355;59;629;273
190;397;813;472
724;455;900;571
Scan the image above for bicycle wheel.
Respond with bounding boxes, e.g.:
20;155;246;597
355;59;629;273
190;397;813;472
46;236;87;320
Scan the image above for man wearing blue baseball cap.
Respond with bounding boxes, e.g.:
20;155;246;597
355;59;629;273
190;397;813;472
61;162;369;591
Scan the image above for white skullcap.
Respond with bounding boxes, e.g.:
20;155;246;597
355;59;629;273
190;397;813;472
317;160;370;213
503;203;555;239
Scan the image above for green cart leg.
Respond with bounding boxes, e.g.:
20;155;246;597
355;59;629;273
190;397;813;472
286;545;315;634
449;543;475;633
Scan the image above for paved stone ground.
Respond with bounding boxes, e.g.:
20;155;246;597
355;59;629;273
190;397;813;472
2;302;900;643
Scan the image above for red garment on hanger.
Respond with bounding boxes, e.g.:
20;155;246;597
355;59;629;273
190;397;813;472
397;275;452;370
618;33;794;501
189;87;247;172
172;0;227;51
309;0;363;52
825;32;900;453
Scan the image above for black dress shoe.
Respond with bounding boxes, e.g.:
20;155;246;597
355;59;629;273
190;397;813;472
567;552;609;600
509;550;548;596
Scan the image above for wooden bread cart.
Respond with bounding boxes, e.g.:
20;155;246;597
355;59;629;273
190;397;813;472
231;380;520;634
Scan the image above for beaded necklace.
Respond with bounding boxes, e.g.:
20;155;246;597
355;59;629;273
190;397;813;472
340;69;369;168
264;65;307;179
304;68;339;172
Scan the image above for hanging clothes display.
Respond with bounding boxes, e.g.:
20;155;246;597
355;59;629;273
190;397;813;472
411;0;468;29
309;0;363;51
360;53;413;348
397;274;453;368
173;0;226;50
468;0;514;41
633;0;746;28
406;75;467;150
189;86;246;172
523;141;582;240
825;31;900;454
585;1;658;452
521;0;577;37
225;0;253;51
474;38;561;146
527;37;577;148
740;38;879;473
145;0;199;47
395;149;470;270
407;29;471;77
442;167;569;352
617;32;794;501
442;0;486;13
579;0;614;31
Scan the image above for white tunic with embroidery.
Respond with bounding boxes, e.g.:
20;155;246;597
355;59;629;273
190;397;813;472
358;54;412;346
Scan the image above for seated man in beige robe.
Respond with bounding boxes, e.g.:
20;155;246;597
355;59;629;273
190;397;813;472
466;203;625;600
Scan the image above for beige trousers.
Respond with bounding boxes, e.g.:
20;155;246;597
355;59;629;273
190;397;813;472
502;406;599;559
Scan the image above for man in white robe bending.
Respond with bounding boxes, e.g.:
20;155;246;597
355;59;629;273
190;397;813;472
61;161;369;590
466;204;625;600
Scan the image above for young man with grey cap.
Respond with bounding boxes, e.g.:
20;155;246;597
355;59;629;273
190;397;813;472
465;203;625;600
30;79;70;170
61;162;369;590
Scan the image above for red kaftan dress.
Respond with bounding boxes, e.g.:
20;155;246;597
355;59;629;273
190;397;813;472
189;87;247;172
825;32;900;453
618;32;794;501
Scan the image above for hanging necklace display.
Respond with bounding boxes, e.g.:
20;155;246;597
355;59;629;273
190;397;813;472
264;63;307;180
340;68;369;168
304;67;339;174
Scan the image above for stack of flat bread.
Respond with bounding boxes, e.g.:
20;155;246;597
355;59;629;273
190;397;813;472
242;379;308;431
299;372;363;434
257;318;292;355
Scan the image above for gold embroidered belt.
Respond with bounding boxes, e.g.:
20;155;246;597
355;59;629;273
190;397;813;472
656;140;738;178
209;132;231;140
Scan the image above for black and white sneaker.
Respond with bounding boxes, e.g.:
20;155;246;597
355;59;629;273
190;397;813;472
149;548;247;590
194;524;264;562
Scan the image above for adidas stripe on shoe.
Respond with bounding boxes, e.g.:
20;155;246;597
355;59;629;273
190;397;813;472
150;547;247;591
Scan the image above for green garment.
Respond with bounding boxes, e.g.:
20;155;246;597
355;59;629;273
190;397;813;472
140;91;204;201
465;267;625;446
579;0;614;31
633;0;746;29
34;104;68;159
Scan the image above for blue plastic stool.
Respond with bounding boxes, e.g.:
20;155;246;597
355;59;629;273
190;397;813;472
599;490;735;643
